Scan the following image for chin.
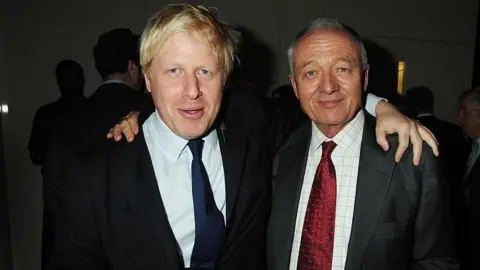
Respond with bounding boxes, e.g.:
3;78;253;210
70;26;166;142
177;124;211;140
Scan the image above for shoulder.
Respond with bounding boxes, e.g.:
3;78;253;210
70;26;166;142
76;133;142;169
222;87;268;133
277;122;311;153
272;122;310;173
34;101;59;117
362;113;437;171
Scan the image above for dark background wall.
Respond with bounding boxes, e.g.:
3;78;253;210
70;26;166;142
0;0;478;268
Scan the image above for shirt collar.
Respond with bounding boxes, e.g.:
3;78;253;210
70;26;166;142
101;79;132;88
150;110;218;159
310;110;365;156
417;112;434;118
474;137;480;145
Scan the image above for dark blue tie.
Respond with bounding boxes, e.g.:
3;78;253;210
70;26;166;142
188;139;225;269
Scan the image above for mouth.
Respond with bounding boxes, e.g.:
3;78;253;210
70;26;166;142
317;99;343;108
178;108;204;119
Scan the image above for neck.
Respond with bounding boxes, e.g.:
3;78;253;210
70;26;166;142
316;123;345;138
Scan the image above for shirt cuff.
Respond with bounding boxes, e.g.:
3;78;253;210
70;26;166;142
365;93;387;117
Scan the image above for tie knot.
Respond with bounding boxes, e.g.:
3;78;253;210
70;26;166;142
188;139;204;160
322;141;337;157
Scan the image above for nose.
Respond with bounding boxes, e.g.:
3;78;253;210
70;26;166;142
183;72;201;99
319;71;339;94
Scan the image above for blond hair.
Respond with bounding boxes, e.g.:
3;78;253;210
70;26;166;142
140;3;238;80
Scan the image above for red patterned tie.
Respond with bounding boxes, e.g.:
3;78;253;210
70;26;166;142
297;141;337;270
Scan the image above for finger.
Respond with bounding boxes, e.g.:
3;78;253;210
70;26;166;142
418;124;440;157
127;112;140;135
119;120;134;142
395;127;410;163
409;123;423;166
107;128;114;139
424;126;438;145
375;126;390;151
112;124;124;141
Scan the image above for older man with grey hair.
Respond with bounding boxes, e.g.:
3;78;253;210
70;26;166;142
458;87;480;269
267;18;457;270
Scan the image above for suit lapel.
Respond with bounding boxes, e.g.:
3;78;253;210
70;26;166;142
345;115;395;270
271;123;311;269
123;132;181;267
218;120;247;223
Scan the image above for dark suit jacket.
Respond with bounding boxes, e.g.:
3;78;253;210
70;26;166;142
28;97;84;168
463;143;480;268
267;113;458;270
416;115;469;194
47;90;272;270
43;82;153;210
59;82;154;153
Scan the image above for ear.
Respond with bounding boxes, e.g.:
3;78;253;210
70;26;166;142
128;60;139;78
363;65;370;92
289;74;300;99
144;73;152;93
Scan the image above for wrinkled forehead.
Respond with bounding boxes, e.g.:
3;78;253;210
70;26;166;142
461;94;478;108
294;29;361;63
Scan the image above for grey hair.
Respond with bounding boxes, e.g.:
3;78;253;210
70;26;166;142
462;86;480;108
287;18;368;75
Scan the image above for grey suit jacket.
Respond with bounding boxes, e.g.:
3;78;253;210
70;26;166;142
267;113;458;270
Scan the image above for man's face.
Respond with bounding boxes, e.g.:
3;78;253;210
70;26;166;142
289;29;369;136
458;94;480;139
145;32;224;140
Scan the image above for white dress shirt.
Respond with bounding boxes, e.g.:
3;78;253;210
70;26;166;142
364;93;385;117
143;111;226;268
289;111;365;270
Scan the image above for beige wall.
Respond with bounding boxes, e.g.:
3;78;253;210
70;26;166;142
2;0;478;268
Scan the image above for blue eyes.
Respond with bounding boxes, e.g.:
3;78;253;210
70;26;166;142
167;68;211;76
305;68;348;77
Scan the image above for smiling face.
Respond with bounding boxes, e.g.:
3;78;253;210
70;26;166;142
145;32;224;140
289;29;369;137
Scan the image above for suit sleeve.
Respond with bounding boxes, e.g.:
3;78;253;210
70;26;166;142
42;135;65;210
411;146;459;269
28;107;50;166
47;155;109;270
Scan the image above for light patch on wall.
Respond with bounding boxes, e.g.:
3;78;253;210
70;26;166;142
397;61;406;95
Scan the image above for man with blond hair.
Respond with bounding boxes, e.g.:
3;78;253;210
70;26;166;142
48;4;272;269
49;4;438;270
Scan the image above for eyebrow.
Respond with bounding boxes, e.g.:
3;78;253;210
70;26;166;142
298;55;359;70
334;56;358;66
299;59;314;70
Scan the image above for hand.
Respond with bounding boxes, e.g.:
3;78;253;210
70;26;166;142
374;101;439;166
106;112;140;143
